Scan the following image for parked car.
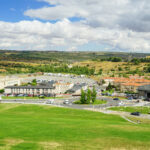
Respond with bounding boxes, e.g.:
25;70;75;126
63;100;70;104
8;94;14;97
17;94;24;97
113;98;119;101
118;102;124;106
139;96;144;100
128;97;133;100
46;100;54;104
144;98;150;102
133;96;138;99
130;112;140;116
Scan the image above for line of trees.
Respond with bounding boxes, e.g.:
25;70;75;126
80;87;97;104
101;57;122;62
2;64;95;76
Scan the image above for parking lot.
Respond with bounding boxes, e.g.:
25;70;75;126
22;75;98;86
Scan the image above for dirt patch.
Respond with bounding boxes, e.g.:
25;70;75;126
0;138;24;150
0;104;21;113
39;141;61;150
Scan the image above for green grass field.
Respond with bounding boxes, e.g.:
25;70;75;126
107;96;127;100
74;100;107;105
0;104;150;150
108;106;150;114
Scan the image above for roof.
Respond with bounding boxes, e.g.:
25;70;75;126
122;83;143;87
5;85;55;89
67;83;87;93
138;85;150;92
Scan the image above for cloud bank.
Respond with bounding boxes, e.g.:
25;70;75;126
0;0;150;52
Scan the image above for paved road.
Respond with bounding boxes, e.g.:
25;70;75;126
0;96;119;109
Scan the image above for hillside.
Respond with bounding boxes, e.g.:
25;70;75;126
74;60;149;78
0;50;150;63
0;50;150;77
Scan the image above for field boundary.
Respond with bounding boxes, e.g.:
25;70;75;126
121;115;138;124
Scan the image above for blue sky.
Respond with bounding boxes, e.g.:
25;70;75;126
0;0;82;23
0;0;149;52
0;0;49;22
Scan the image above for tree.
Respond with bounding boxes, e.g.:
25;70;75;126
131;58;141;65
86;88;92;104
98;68;103;75
0;89;4;94
146;66;150;73
118;67;123;71
91;86;97;103
102;79;105;85
106;83;114;91
31;79;37;86
111;57;122;62
80;89;86;104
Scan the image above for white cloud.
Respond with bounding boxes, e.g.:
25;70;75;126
0;0;150;52
0;19;150;52
10;8;16;11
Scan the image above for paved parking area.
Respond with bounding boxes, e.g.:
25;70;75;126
21;75;97;86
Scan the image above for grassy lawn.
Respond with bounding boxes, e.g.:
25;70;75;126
2;96;64;100
74;100;107;105
0;104;150;149
108;106;150;114
107;96;127;100
126;116;150;124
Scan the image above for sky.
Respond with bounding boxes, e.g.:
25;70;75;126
0;0;150;52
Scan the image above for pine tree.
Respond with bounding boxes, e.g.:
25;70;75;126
91;86;97;103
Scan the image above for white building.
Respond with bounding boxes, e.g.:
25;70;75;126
0;77;20;89
54;82;74;94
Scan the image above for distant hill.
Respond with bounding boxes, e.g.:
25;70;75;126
0;50;150;63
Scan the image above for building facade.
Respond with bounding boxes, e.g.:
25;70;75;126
5;85;55;96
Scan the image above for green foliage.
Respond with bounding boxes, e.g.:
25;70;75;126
118;67;123;71
91;86;97;103
98;68;103;75
0;61;95;76
106;83;115;91
0;89;4;94
74;100;106;105
101;57;122;62
80;89;86;104
131;58;141;65
122;73;129;78
86;88;92;104
145;66;150;73
80;87;97;104
102;79;105;84
111;57;122;62
31;79;37;86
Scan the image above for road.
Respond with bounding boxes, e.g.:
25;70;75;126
1;97;150;121
0;96;119;110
